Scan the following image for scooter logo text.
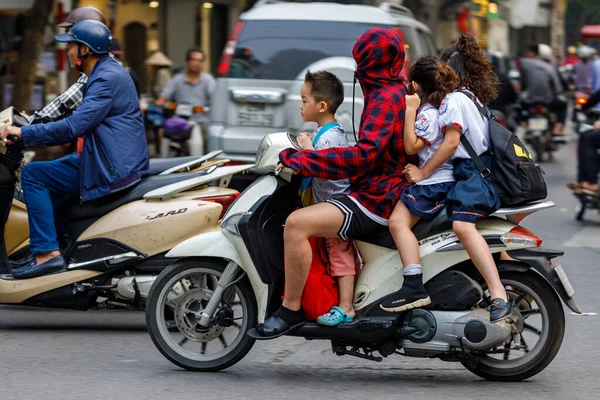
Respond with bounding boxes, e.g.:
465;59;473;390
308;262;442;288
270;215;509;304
146;208;188;220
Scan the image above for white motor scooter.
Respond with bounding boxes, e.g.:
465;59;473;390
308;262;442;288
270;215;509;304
145;132;581;381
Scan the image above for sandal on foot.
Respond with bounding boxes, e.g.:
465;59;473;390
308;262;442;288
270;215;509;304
316;306;354;326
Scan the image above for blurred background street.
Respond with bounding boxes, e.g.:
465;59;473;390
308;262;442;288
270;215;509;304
2;142;600;400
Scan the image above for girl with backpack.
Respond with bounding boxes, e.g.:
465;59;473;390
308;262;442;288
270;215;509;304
437;34;510;322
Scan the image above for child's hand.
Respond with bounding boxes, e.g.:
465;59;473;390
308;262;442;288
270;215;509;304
297;132;314;150
403;163;425;183
406;94;421;110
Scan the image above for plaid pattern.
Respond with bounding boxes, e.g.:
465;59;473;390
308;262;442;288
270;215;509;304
280;28;416;219
28;74;87;124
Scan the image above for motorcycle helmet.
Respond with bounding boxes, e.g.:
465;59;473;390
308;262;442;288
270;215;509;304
538;44;553;61
577;45;594;60
55;20;112;55
58;6;106;28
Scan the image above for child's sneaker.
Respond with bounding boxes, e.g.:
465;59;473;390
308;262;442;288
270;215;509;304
380;274;431;312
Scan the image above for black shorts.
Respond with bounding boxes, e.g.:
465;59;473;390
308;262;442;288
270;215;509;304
325;195;387;241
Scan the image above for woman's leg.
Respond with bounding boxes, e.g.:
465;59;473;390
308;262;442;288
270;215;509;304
282;202;345;311
452;221;507;301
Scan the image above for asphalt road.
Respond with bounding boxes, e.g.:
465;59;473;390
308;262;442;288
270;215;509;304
1;141;599;400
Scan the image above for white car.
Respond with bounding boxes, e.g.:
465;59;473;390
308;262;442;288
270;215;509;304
207;1;438;163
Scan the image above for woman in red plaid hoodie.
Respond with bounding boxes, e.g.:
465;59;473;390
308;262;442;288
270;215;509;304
254;28;415;338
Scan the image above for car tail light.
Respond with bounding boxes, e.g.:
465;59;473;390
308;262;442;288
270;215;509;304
500;226;542;247
217;22;244;77
194;193;241;219
577;97;588;105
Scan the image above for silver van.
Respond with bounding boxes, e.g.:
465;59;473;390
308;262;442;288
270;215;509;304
208;2;438;162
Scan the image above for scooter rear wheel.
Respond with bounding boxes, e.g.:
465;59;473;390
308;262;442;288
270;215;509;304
146;258;257;371
461;270;565;381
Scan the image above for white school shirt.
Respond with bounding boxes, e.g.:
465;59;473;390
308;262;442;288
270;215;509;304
413;103;455;186
438;90;490;160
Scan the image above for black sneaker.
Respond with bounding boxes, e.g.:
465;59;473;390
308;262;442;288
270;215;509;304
380;274;431;313
489;298;512;322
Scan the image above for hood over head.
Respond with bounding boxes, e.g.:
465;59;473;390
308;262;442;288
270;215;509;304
352;28;405;91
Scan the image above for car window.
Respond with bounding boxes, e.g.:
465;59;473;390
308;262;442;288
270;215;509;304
230;20;393;80
395;25;417;59
421;30;438;56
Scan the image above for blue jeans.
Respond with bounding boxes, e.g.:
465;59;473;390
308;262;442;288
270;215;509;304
20;153;81;253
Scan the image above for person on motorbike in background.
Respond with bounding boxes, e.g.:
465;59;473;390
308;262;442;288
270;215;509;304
28;5;115;124
0;20;149;279
251;28;415;338
520;43;567;139
568;88;600;195
155;48;216;151
573;45;595;94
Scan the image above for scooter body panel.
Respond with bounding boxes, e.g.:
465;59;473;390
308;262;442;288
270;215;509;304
6;199;28;255
0;269;102;303
77;197;222;256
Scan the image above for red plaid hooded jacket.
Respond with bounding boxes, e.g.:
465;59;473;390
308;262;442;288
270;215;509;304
279;28;415;219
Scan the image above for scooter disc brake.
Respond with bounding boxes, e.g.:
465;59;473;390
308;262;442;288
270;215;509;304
174;288;225;342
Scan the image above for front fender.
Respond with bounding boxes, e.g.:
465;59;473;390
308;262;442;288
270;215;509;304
166;229;269;322
166;230;244;266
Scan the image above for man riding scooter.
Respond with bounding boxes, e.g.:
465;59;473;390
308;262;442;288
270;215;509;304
0;20;149;279
520;43;568;141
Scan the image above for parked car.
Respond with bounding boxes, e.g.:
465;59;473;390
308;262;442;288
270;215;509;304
208;1;438;163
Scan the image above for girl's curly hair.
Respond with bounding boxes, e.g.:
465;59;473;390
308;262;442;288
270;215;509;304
441;33;499;105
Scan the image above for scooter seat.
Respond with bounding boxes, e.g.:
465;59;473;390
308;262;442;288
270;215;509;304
148;156;201;175
65;171;203;221
352;207;452;249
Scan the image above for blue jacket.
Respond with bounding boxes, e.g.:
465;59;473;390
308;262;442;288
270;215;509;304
22;56;149;202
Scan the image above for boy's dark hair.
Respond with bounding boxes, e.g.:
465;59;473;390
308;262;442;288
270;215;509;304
304;70;344;114
440;33;499;105
186;48;204;61
409;56;458;107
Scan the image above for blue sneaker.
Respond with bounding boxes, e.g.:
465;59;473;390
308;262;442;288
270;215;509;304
12;255;66;279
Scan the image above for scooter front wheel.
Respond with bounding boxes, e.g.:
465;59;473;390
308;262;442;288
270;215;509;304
145;258;257;371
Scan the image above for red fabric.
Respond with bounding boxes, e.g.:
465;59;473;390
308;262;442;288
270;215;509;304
279;28;415;220
289;237;339;321
76;137;84;156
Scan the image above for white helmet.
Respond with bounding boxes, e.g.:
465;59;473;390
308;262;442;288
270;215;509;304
538;44;553;61
577;45;595;59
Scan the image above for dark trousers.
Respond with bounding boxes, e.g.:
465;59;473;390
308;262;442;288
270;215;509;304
578;129;600;184
20;153;81;253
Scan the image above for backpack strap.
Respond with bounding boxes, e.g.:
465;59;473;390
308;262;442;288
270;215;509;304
459;135;492;180
458;90;493;121
456;90;492;180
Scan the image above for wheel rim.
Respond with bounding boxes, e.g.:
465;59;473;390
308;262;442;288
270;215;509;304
155;267;249;362
477;278;550;370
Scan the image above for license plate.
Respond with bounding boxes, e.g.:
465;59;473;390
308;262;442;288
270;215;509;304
238;104;274;127
176;104;193;117
554;264;575;297
528;118;548;131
